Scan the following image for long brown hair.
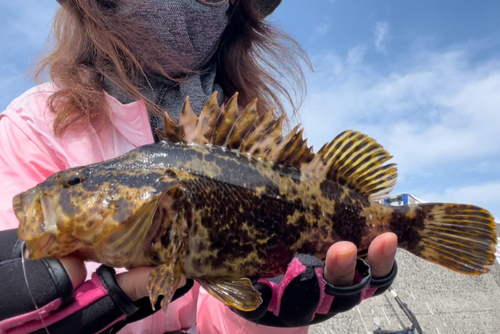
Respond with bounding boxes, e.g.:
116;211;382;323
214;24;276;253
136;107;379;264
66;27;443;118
35;0;310;136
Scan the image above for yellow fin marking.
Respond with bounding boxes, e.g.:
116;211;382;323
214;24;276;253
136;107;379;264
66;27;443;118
302;130;397;199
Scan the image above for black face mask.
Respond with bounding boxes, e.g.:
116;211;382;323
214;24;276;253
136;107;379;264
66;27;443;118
119;0;230;74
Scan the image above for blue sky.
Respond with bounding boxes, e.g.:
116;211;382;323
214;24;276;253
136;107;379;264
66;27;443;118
1;1;499;219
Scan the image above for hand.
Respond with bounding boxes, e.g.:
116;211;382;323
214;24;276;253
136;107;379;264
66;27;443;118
324;232;398;286
230;232;399;327
116;267;187;301
59;257;87;288
59;260;187;301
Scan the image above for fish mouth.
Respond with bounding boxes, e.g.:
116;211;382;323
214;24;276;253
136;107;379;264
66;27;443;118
13;189;53;227
12;193;27;226
13;189;58;258
12;189;46;227
40;193;57;233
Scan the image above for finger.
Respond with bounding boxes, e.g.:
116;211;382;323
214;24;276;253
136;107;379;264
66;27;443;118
116;267;187;301
324;241;357;286
365;232;398;278
116;267;154;301
59;257;87;289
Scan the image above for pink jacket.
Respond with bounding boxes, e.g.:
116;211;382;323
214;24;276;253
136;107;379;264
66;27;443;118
0;83;308;334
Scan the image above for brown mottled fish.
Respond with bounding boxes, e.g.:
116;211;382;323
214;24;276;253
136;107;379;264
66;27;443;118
13;93;497;313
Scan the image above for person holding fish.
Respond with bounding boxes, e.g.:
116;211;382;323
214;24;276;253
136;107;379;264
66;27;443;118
1;0;495;333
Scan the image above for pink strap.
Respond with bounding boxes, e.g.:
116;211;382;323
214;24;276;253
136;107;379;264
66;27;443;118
355;270;377;302
259;258;306;317
313;267;333;316
0;273;125;334
359;287;378;302
315;269;378;317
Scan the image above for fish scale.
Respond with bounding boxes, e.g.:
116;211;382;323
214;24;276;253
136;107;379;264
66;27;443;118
14;92;497;314
181;174;301;276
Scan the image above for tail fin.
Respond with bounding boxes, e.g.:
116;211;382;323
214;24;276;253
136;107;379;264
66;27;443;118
402;203;497;275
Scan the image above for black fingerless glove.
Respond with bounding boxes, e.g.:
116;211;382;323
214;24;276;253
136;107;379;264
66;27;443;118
232;254;397;327
0;229;193;334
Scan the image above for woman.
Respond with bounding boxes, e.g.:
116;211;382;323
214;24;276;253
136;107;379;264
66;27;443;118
0;0;398;333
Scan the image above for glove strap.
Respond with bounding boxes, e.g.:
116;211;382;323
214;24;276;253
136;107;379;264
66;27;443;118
96;265;140;316
316;259;398;316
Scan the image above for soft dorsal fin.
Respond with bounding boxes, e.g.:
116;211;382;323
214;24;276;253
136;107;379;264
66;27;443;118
302;130;398;199
156;95;397;199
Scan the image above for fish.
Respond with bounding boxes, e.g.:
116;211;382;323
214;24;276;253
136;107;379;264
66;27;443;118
13;92;497;314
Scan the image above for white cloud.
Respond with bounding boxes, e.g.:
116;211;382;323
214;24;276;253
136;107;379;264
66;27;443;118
316;20;333;36
310;18;334;40
374;21;389;54
299;43;500;217
419;182;500;220
346;45;367;66
302;47;500;169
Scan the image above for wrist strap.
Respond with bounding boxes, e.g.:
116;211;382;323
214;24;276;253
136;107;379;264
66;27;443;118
96;265;140;316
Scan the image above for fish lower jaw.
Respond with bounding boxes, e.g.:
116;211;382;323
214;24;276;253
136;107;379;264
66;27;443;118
40;195;58;234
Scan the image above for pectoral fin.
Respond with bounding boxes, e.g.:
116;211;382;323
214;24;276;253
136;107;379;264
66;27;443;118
148;263;183;313
197;277;263;312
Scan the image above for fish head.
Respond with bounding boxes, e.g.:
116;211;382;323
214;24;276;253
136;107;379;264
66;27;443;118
13;164;180;265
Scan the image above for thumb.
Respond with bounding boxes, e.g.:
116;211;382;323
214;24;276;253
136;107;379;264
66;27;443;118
59;257;87;289
116;267;187;301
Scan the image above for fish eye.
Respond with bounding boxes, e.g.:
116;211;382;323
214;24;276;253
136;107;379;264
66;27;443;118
62;171;88;188
150;253;161;265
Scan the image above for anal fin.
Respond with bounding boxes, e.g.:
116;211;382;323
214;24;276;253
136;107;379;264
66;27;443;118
197;277;263;312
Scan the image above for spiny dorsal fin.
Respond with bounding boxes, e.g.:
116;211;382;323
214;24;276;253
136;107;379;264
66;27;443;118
156;110;180;143
193;92;223;145
302;130;397;199
155;99;199;143
212;93;239;146
156;93;313;169
157;95;222;145
224;98;260;150
246;114;286;159
156;95;396;198
179;97;199;143
240;111;275;153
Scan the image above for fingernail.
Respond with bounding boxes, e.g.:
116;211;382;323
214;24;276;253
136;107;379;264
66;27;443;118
337;250;356;268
